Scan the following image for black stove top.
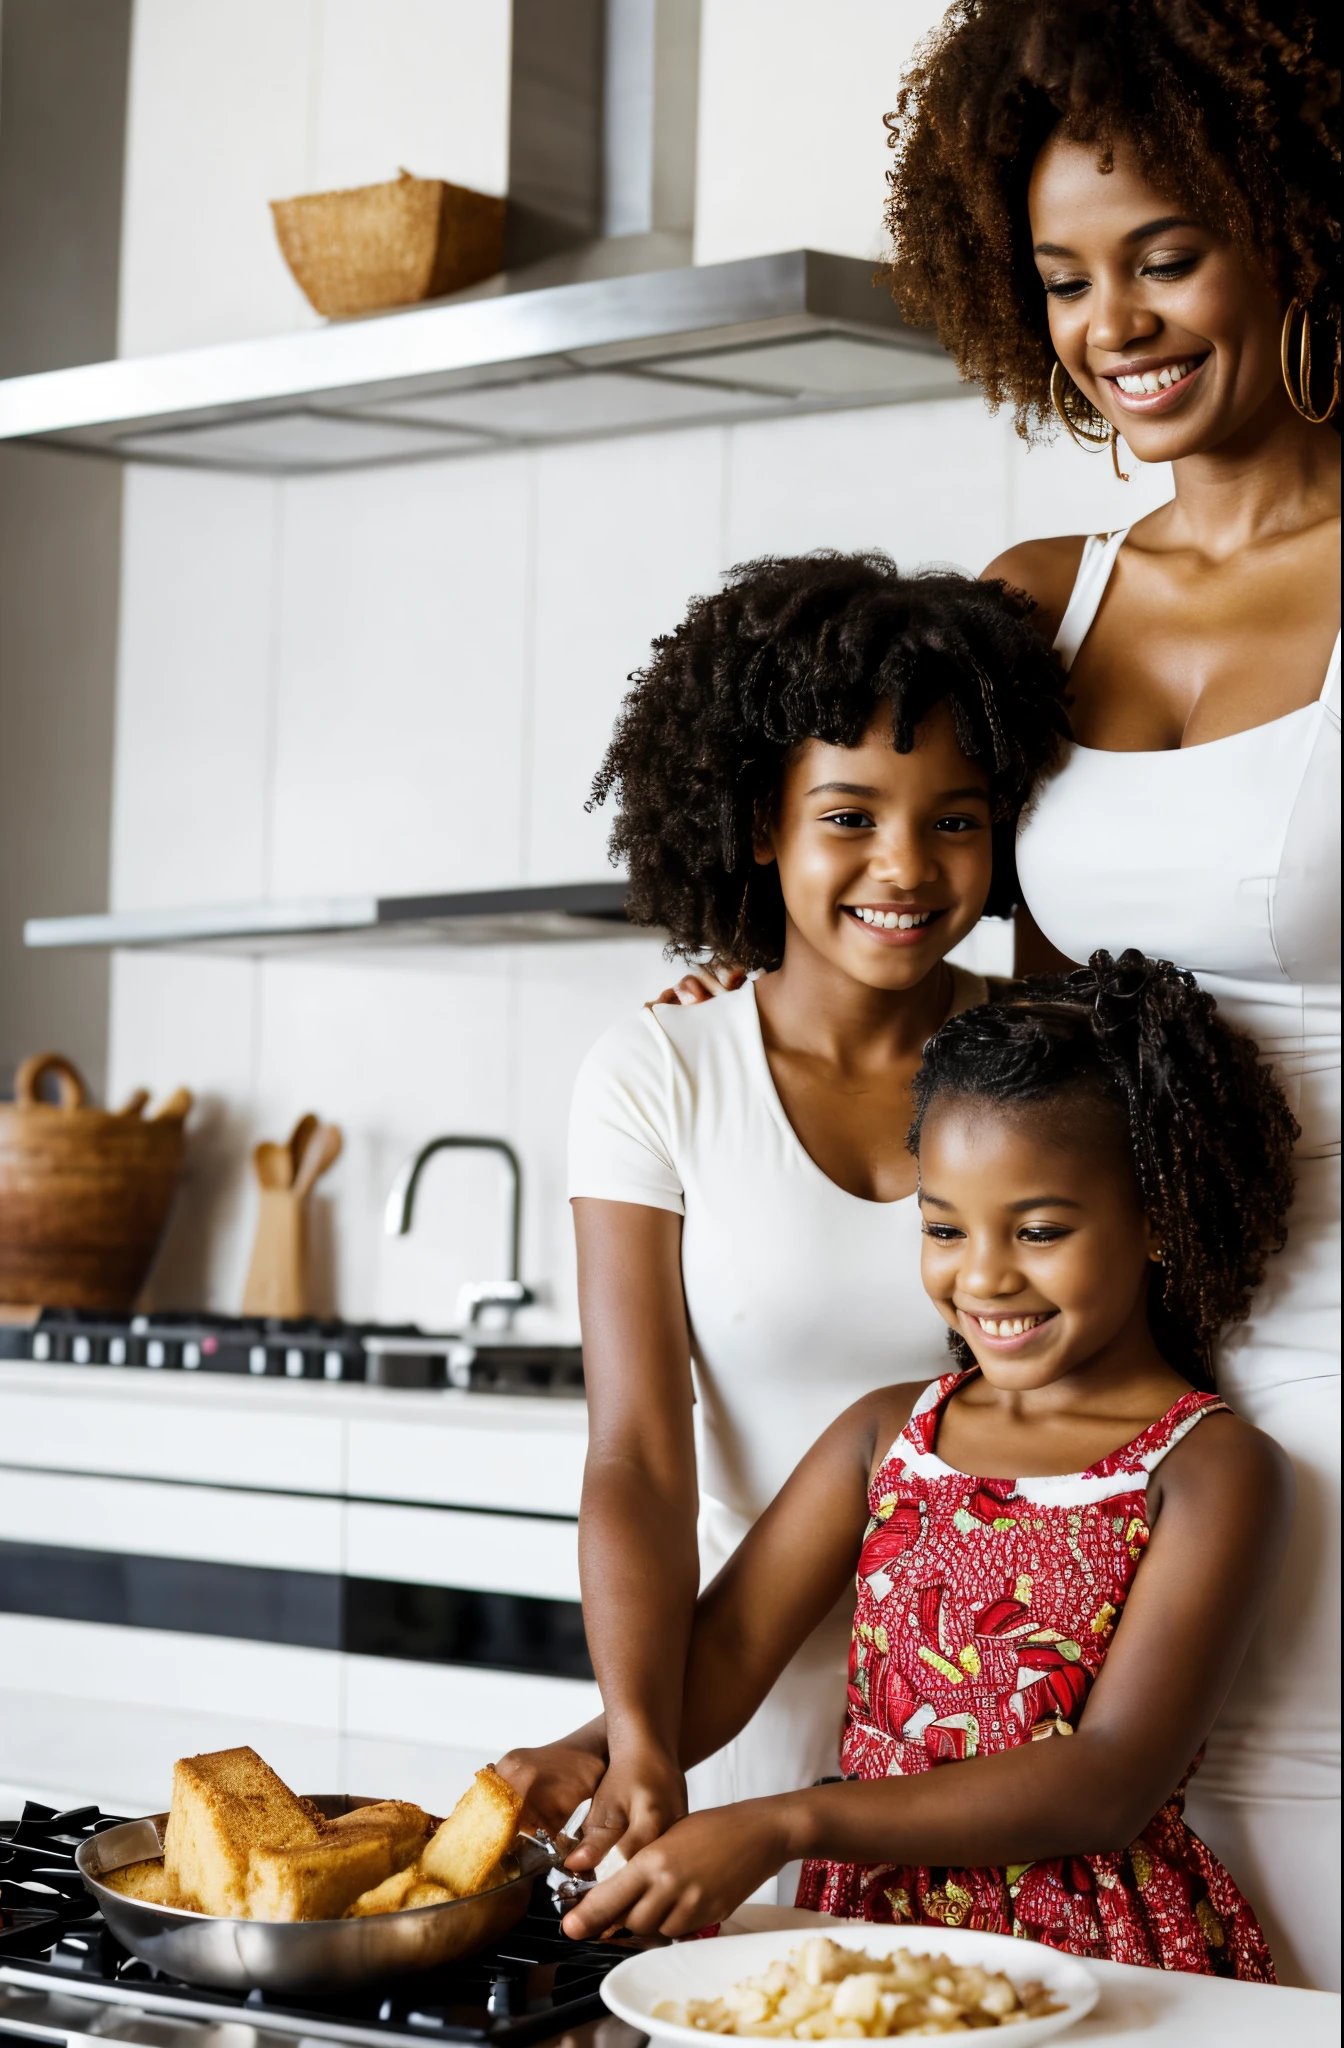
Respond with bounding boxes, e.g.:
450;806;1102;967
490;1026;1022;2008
0;1310;584;1396
0;1803;631;2045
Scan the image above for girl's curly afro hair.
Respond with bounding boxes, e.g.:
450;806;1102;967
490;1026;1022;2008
909;949;1300;1389
589;552;1069;971
885;1;1340;437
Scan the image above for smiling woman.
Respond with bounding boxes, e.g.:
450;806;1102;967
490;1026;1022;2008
882;0;1340;1990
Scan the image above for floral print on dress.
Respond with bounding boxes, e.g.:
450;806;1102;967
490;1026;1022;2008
796;1372;1275;1982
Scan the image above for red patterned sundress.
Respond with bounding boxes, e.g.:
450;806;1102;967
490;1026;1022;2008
795;1371;1274;1981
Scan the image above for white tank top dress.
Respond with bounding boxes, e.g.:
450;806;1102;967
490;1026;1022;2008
1015;528;1341;1992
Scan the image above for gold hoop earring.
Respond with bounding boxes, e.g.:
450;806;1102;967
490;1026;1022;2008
1280;298;1341;424
1050;361;1129;480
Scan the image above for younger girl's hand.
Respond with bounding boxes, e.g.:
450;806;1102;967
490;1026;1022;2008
494;1732;607;1839
560;1801;789;1939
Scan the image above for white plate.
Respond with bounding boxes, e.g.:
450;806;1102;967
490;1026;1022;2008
600;1922;1098;2047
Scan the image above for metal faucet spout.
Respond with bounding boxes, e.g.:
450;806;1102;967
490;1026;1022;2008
384;1135;533;1328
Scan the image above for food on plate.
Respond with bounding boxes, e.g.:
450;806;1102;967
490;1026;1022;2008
163;1746;324;1917
246;1801;434;1923
651;1935;1061;2037
98;1747;525;1926
345;1769;524;1917
419;1767;523;1898
100;1857;182;1906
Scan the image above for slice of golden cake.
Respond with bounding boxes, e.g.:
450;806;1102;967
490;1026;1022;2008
101;1857;181;1907
345;1865;420;1918
419;1767;522;1898
163;1746;322;1917
247;1801;432;1922
325;1800;433;1867
403;1880;454;1909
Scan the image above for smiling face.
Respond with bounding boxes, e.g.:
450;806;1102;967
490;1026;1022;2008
759;703;993;993
917;1090;1163;1391
1028;129;1290;462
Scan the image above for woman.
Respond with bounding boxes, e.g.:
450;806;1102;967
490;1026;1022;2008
649;0;1338;1987
882;0;1338;1990
498;555;1066;1901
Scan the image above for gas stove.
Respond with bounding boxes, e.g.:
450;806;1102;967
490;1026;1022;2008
0;1803;631;2047
0;1310;584;1396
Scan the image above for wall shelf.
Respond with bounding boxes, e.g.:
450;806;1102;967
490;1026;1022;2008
23;881;650;957
0;249;963;476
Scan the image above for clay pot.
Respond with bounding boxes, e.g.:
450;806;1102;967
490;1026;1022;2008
0;1052;193;1309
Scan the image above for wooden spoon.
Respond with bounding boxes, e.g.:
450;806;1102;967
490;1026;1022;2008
293;1121;342;1199
287;1113;319;1186
254;1139;294;1190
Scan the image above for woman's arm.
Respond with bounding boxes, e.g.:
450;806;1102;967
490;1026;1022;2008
983;536;1085;979
514;1198;700;1871
561;1411;1293;1936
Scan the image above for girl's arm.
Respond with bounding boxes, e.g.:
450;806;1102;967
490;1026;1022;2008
499;1198;699;1869
497;1384;901;1846
561;1411;1293;1937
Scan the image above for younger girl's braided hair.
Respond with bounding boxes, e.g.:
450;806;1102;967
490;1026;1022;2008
909;950;1300;1389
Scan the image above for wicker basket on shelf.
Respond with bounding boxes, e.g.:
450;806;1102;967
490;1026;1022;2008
270;168;505;319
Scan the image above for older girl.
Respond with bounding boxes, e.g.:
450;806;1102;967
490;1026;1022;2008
499;555;1065;1894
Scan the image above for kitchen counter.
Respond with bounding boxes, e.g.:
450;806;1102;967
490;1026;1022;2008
703;1907;1342;2044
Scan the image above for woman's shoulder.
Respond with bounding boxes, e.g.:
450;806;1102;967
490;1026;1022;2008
982;533;1091;643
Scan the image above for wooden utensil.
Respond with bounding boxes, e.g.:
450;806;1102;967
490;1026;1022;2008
254;1140;294;1190
287;1113;319;1187
242;1118;343;1318
293;1121;342;1199
0;1052;192;1309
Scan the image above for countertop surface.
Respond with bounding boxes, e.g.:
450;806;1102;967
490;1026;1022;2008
662;1907;1343;2047
0;1357;589;1431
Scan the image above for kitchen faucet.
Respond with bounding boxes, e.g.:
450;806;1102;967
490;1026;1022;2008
384;1135;535;1330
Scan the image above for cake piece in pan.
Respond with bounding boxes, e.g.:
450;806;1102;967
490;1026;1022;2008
163;1746;323;1917
247;1800;433;1923
420;1767;522;1897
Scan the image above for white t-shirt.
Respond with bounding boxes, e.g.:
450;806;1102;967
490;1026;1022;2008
568;969;987;1810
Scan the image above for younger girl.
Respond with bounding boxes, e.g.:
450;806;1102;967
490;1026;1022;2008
547;951;1298;1978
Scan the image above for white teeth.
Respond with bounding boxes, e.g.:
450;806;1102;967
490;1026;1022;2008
1116;358;1196;396
851;907;932;930
976;1314;1045;1337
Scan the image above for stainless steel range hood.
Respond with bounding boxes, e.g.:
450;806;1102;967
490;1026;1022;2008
0;247;962;476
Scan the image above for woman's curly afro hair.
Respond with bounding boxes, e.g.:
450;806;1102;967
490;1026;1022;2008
909;949;1301;1389
885;1;1340;436
590;552;1069;971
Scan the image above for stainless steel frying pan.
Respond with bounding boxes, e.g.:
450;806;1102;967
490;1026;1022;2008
75;1796;562;1996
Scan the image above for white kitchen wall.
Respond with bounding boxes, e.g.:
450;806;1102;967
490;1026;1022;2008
695;0;950;266
118;0;511;355
107;2;1174;1335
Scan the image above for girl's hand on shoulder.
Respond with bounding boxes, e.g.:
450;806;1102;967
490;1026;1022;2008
560;1800;790;1940
648;964;747;1008
562;1740;689;1873
494;1727;607;1839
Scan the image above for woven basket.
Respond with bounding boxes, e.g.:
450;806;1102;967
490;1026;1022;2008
0;1053;191;1310
271;168;505;319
